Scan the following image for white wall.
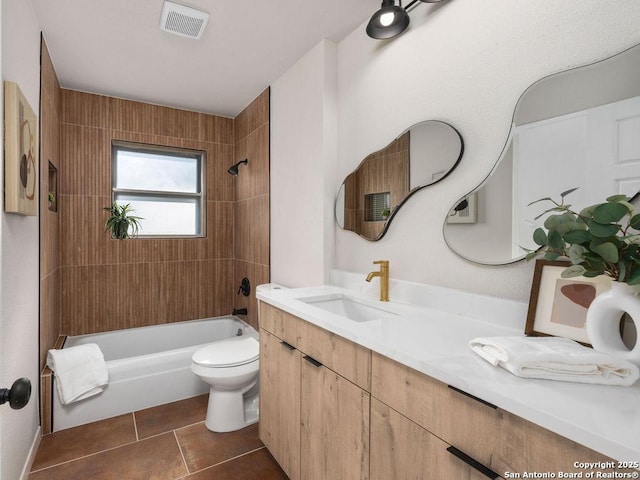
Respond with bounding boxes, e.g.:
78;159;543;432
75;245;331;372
271;39;337;287
1;0;42;478
327;0;640;302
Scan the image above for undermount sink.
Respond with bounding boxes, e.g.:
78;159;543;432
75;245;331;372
298;293;399;323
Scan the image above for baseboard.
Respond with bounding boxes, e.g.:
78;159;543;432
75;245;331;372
19;426;41;480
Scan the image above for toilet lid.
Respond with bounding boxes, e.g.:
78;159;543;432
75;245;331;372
192;336;259;368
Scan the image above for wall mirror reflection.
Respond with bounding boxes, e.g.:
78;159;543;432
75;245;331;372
336;120;463;241
444;43;640;265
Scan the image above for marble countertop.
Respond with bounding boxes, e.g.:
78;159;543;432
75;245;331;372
256;271;640;462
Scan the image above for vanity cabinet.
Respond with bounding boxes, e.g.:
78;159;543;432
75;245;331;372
259;303;371;480
260;302;622;480
371;352;619;477
371;398;498;479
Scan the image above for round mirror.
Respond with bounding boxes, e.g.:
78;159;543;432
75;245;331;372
444;43;640;264
336;120;463;241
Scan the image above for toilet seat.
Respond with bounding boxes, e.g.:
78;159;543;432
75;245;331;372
192;336;259;368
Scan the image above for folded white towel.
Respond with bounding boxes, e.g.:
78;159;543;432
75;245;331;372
47;343;109;405
469;336;639;386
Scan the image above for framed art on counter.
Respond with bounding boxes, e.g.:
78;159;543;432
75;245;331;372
525;259;612;346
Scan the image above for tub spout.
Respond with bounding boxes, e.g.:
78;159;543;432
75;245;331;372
232;308;248;316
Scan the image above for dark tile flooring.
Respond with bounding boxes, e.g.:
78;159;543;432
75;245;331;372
29;395;288;479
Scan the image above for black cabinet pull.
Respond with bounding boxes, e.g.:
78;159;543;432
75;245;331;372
448;385;497;410
303;355;323;368
446;446;500;479
280;341;295;351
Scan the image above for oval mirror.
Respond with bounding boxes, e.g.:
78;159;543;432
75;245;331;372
336;120;463;241
444;43;640;264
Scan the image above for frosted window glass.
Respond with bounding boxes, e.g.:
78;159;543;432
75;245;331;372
112;142;205;237
115;195;198;236
115;150;199;193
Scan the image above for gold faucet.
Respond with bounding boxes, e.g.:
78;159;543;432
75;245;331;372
366;260;389;302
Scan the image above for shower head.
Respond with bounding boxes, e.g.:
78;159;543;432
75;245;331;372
227;159;248;176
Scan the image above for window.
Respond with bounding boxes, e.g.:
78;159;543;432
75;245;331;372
365;192;390;222
112;142;206;237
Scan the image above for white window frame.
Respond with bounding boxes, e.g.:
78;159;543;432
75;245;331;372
111;141;206;238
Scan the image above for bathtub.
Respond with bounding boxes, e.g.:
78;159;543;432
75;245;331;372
52;316;258;431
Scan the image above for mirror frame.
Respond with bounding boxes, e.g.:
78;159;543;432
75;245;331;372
443;42;640;265
337;120;464;241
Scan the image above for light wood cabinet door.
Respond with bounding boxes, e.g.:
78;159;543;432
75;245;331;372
371;398;503;480
259;329;301;480
300;355;370;480
259;303;300;347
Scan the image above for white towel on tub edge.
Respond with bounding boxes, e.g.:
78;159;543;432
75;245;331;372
47;343;109;404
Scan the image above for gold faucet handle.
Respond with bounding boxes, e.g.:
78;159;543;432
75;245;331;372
373;260;389;267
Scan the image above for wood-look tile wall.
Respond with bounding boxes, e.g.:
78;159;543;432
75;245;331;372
232;89;270;331
344;132;409;239
40;38;62;368
60;90;238;335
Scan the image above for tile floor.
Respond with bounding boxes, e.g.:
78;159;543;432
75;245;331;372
29;395;288;479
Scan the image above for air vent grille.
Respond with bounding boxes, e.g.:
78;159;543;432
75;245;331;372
160;1;209;39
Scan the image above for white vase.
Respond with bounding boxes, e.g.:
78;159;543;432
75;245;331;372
586;281;640;366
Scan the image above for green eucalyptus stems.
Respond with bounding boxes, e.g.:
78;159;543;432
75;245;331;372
526;188;640;285
104;202;143;239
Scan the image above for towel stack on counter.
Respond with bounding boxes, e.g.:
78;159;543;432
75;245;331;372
47;343;109;404
469;336;639;386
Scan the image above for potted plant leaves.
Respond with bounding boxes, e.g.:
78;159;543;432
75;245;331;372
526;188;640;285
104;202;143;239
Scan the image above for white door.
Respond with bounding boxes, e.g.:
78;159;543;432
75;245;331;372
513;95;640;250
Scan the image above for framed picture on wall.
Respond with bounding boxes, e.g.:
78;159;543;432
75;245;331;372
447;192;477;224
4;81;38;216
525;259;612;346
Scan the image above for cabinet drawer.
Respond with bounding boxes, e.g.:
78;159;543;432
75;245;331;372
259;303;300;347
371;398;503;480
371;352;502;467
373;353;622;475
494;408;622;475
298;320;371;392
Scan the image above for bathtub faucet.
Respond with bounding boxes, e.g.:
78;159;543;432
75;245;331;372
232;308;248;316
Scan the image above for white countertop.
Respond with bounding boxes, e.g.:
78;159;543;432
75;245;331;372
256;271;640;462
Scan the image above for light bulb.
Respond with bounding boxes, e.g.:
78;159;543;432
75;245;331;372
379;11;395;27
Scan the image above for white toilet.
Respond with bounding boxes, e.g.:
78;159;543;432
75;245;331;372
191;335;260;432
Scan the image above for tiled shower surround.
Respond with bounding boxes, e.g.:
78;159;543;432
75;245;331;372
40;36;269;345
39;37;270;432
57;88;269;336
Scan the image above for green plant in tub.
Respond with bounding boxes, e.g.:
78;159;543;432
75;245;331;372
526;188;640;285
104;202;143;240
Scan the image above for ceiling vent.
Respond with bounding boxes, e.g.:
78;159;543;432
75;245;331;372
160;1;209;40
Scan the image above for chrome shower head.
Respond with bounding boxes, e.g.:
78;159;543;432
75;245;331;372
227;159;248;176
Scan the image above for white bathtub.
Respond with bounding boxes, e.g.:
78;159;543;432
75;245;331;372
53;316;258;431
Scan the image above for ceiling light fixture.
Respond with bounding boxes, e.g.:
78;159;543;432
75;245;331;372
366;0;445;40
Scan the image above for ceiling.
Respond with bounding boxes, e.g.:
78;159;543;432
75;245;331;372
32;0;380;118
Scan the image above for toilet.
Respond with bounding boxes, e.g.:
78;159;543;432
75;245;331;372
191;335;260;432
